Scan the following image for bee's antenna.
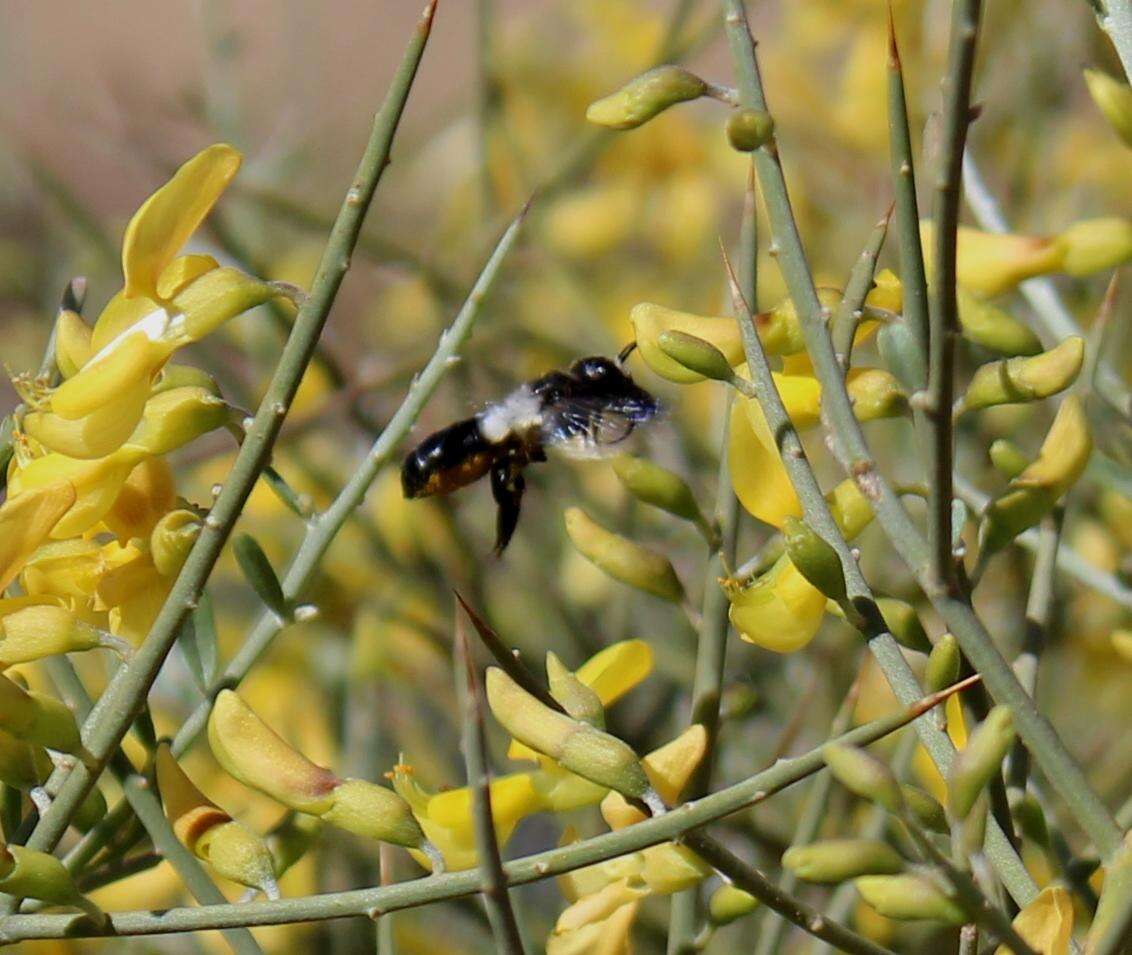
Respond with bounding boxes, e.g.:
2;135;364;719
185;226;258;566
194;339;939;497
617;341;638;365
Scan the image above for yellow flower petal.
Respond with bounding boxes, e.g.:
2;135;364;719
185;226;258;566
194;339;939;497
122;144;241;300
171;267;278;342
547;899;638;955
10;451;143;539
0;484;77;590
23;383;150;459
574;639;654;705
89;291;162;353
728;553;827;652
555;879;648;934
49;333;161;422
993;886;1072;955
102;458;176;544
156;254;221;299
729;397;801;529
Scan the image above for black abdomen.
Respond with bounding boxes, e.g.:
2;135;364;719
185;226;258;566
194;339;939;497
401;419;496;498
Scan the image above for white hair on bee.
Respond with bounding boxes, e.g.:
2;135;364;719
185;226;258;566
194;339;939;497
477;385;543;443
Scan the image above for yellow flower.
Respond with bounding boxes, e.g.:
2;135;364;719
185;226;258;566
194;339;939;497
0;483;76;590
993;886;1072;955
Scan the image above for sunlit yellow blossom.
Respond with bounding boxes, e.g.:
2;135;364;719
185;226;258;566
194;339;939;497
0;483;76;590
992;886;1072;955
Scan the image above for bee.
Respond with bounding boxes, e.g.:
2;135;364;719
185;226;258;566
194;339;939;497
401;344;660;554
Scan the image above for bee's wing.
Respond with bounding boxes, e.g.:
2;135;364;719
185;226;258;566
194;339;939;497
541;395;659;460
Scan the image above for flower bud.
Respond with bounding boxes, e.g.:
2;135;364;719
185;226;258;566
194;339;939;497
564;508;685;603
639;843;711;893
783;839;904;883
925;633;961;692
709;883;759;925
156;744;278;897
758;288;843;356
988;439;1031;479
902;785;949;835
0;601;105;667
0;674;81;755
782;517;847;603
657;330;736;382
630;302;743;383
726;108;775;151
727;554;828;653
150;509;202;577
1086;834;1132;954
319;777;427;849
957;290;1042;356
1084;68;1132;147
208;689;338;814
601;725;706;828
947;706;1014;819
54;309;93;379
485;668;654;801
612;454;707;528
150;363;221;396
1057;217;1132;276
586;66;707;130
826;479;874;540
846;368;908;421
981;396;1091;553
855;873;966;924
125;386;229;456
875;598;930;654
822;743;902;812
546;652;605;727
0;844;83;906
959;337;1084;414
924;222;1065;298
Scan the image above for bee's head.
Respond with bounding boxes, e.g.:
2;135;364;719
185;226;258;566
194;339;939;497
570;355;623;382
570;353;660;423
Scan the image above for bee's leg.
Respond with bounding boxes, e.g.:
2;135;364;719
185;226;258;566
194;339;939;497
490;460;526;555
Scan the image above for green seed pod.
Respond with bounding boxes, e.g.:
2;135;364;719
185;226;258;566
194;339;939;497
0;674;81;754
708;883;759;925
876;598;931;654
585;66;708;130
546;652;605;728
564;507;685;603
320;778;427;849
822;743;903;812
657;329;737;383
924;634;961;693
485;668;653;800
1058;218;1132;276
782;517;847;603
1085;833;1132;954
988;439;1031;480
855;873;966;924
233;534;288;618
0;845;82;906
726;108;775;151
958;337;1084;414
782;839;904;883
947;706;1014;820
901;785;949;835
1084;68;1132;147
957;289;1042;356
612;454;706;526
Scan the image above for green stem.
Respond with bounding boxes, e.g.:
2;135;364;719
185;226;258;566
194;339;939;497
454;619;527;955
9;0;439;864
832;207;891;370
0;683;962;944
720;0;1122;867
925;0;982;590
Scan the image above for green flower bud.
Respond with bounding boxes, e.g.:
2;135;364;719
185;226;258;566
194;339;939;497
708;883;759;925
125;386;229;456
876;598;930;653
0;674;81;754
546;651;605;728
925;634;961;693
947;706;1014;819
150;509;203;578
176;267;280;341
901;785;949;835
1058;218;1132;276
855;873;966;924
485;668;654;802
782;517;847;603
320;778;427;849
657;330;737;382
726;108;775;151
958;337;1084;414
150;364;221;396
586;66;707;130
612;454;708;528
1084;68;1132;147
233;534;288;618
822;743;902;812
564;507;685;603
988;439;1030;480
782;839;904;884
0;845;83;905
197;821;279;897
846;369;909;421
630;302;743;383
957;289;1042;356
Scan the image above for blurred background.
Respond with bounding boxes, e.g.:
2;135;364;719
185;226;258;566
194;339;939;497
1;0;1129;952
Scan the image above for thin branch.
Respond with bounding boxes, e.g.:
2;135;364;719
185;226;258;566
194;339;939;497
833;206;892;370
0;680;970;945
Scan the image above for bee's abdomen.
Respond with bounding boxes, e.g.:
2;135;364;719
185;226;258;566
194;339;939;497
401;419;497;498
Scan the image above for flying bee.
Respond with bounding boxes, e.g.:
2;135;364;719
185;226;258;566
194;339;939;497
401;344;660;554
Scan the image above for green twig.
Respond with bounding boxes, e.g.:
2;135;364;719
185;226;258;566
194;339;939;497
0;681;967;945
832;206;892;370
454;615;527;955
9;0;439;865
